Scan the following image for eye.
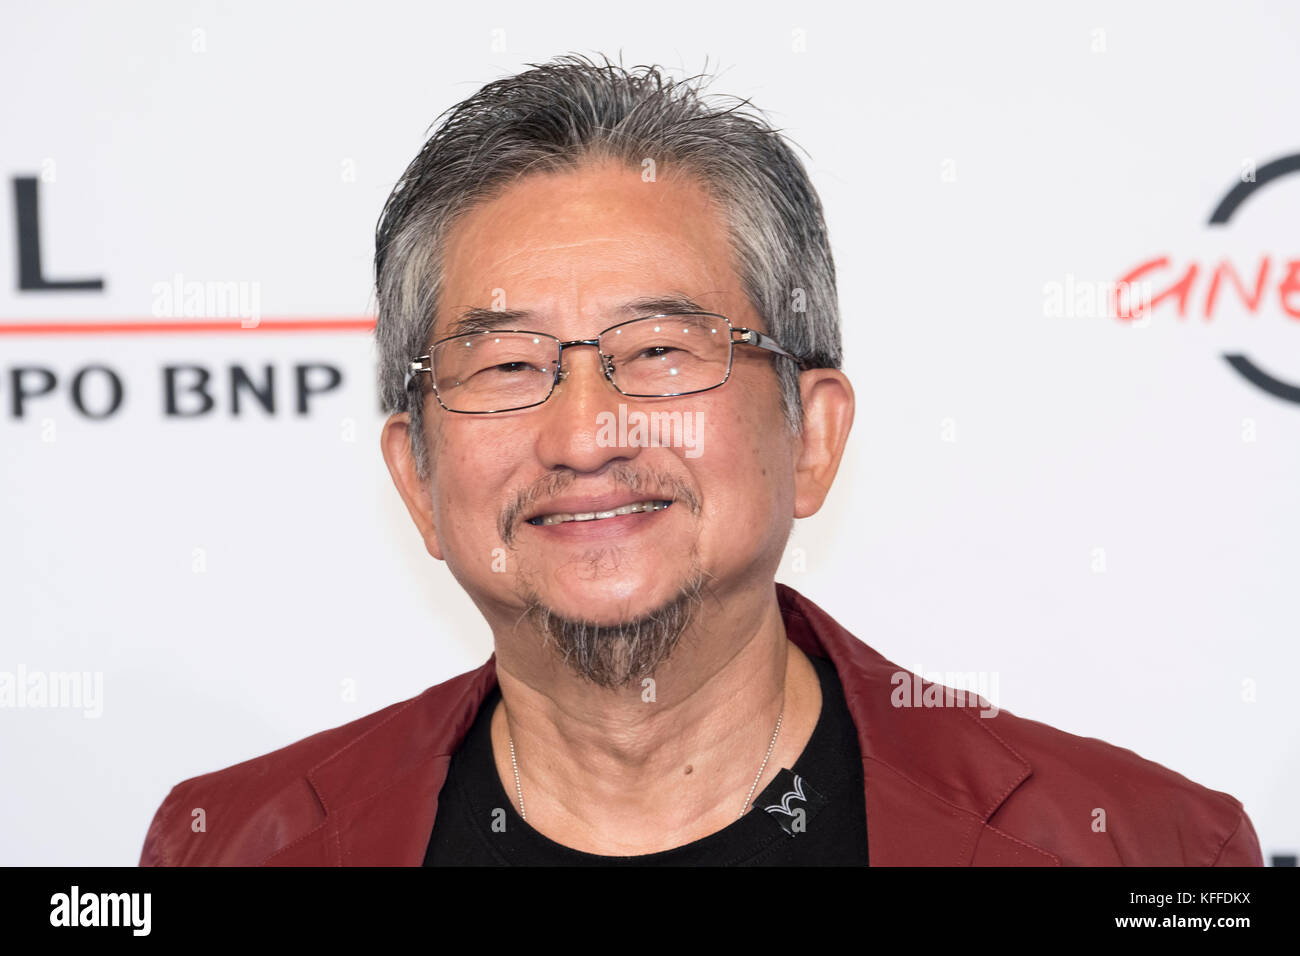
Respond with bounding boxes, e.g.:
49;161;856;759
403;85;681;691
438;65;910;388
480;360;544;375
634;346;678;360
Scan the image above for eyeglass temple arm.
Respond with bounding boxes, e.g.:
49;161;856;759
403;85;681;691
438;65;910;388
733;328;802;365
404;355;432;391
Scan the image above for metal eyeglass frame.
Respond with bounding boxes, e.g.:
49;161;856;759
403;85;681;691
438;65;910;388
404;311;804;414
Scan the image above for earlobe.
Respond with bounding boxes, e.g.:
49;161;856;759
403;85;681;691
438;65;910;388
379;412;444;561
792;369;855;519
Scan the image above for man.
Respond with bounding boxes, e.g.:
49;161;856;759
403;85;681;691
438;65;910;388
139;54;1262;866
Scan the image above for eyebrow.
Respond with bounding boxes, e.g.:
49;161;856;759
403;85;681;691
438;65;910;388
440;293;715;339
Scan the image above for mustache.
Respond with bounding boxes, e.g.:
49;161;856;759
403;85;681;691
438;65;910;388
499;463;701;546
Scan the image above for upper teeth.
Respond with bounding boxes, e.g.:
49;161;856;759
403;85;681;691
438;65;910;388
528;500;671;526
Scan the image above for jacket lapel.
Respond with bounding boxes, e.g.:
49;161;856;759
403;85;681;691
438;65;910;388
777;584;1058;866
262;660;499;866
265;584;1055;865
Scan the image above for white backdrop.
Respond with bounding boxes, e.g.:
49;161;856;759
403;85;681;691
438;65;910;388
1;0;1296;865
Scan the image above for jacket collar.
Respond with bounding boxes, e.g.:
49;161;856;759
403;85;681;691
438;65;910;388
265;583;1052;865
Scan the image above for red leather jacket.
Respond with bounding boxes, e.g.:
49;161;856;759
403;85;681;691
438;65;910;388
139;584;1264;866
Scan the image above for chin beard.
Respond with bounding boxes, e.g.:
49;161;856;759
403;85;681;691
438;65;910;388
522;568;708;689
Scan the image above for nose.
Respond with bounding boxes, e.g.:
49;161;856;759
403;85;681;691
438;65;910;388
534;343;636;473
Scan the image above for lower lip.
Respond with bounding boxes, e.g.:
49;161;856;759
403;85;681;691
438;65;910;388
524;504;673;539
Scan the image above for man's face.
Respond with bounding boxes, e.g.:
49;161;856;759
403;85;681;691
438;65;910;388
399;159;801;661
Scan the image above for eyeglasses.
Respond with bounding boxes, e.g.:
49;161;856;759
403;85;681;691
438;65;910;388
405;311;803;414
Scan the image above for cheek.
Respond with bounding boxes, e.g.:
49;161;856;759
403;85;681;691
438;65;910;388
429;426;515;544
698;401;795;553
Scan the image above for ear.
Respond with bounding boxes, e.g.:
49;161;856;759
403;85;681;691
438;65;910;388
380;411;444;561
792;369;855;519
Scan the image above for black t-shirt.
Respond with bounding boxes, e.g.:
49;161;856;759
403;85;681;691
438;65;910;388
423;652;868;865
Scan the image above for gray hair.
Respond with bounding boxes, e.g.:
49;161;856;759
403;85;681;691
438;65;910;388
374;52;842;478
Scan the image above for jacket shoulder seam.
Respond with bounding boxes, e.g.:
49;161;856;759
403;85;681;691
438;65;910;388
1208;808;1247;866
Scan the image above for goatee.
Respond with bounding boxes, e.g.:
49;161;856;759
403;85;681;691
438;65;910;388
522;568;708;689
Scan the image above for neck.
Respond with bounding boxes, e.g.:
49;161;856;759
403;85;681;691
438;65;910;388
487;583;822;855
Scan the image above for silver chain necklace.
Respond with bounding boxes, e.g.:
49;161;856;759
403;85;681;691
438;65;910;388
507;707;784;823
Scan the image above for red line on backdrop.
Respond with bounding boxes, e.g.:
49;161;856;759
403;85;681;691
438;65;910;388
0;318;377;335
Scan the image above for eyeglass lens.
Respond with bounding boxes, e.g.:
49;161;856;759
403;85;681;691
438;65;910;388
430;313;730;412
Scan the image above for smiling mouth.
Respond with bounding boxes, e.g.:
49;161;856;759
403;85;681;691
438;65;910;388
526;500;672;527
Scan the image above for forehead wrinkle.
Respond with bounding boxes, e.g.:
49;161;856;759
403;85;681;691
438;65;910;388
462;235;702;282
